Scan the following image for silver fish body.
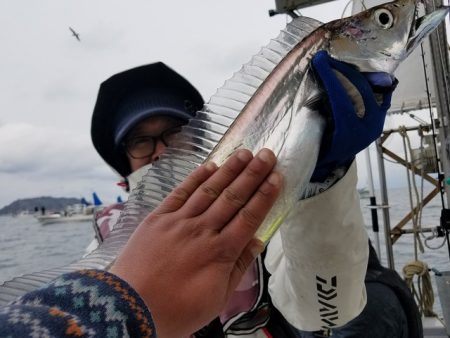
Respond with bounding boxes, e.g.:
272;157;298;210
0;0;448;305
201;31;331;242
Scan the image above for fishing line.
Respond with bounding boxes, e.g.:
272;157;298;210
419;22;444;209
340;0;354;18
425;0;450;176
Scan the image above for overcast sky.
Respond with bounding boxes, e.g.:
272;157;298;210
0;0;447;209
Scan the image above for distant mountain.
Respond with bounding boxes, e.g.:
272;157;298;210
0;197;82;216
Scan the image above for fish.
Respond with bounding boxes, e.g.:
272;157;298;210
185;0;450;242
0;0;448;306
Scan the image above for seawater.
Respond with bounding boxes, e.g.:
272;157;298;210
361;187;450;275
0;215;94;283
0;186;449;317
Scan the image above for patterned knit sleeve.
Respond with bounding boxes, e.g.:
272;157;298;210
0;269;156;337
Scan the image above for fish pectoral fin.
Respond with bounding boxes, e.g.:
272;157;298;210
303;89;324;112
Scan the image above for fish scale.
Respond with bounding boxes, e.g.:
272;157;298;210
1;0;448;304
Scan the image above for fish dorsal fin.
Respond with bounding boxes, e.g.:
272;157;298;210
0;16;323;306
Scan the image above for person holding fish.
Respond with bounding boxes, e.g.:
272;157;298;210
0;58;409;338
0;60;414;338
3;0;446;333
0;48;412;338
85;58;418;337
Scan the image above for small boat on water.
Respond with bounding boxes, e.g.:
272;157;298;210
34;193;102;225
36;212;92;225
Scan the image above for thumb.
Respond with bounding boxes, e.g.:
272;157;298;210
332;69;365;119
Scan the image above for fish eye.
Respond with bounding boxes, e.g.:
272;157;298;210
374;9;394;29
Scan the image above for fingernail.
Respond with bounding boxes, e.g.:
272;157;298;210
205;161;218;172
257;149;272;163
237;149;252;162
250;239;265;259
267;172;281;186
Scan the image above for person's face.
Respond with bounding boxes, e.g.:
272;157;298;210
124;116;185;173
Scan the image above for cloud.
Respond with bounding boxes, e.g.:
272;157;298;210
0;123;122;208
0;124;89;173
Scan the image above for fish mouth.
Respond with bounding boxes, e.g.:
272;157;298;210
407;4;449;53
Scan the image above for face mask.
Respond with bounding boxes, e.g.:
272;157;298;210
127;163;153;192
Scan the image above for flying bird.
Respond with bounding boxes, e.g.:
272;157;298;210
69;27;80;41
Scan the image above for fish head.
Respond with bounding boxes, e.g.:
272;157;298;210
325;0;449;73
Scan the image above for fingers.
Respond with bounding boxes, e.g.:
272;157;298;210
181;149;276;225
154;148;281;240
220;170;282;249
154;161;218;214
202;149;278;229
178;149;254;217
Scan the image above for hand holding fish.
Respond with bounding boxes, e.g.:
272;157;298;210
1;1;449;336
311;50;397;181
110;148;282;338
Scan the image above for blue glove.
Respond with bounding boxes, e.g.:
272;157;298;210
310;50;398;182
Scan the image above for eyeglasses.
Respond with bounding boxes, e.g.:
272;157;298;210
123;125;183;159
